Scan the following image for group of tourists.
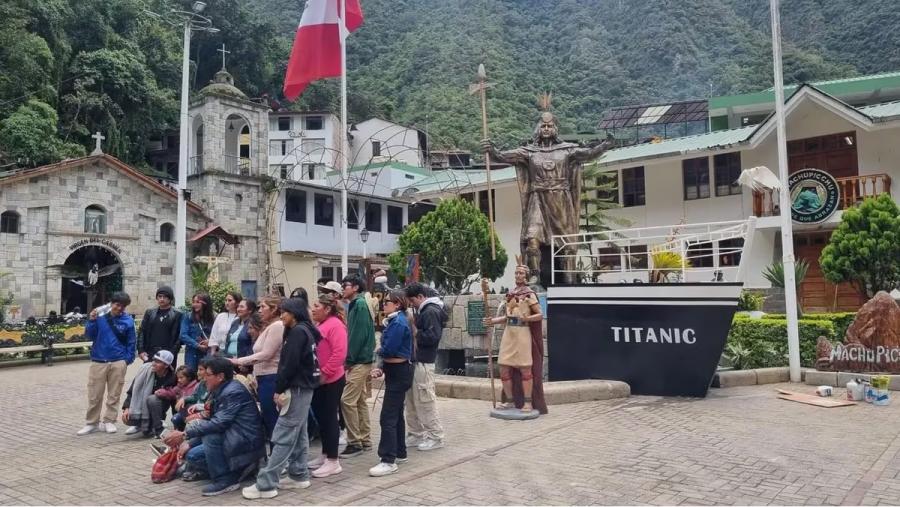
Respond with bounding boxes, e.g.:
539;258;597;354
75;276;447;498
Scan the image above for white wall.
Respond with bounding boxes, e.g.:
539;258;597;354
350;118;423;168
268;113;340;179
278;185;408;258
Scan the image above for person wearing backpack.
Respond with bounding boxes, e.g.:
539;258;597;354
137;286;183;366
77;292;137;436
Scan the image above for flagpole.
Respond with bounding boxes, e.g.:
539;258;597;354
339;0;349;278
770;0;802;382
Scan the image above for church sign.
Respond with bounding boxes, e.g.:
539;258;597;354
547;283;742;397
789;169;840;224
68;238;123;254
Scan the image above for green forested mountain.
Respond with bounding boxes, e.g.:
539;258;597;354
1;0;897;168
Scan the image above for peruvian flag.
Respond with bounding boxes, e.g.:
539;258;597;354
283;0;364;100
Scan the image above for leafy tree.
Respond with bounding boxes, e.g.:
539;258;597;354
388;198;507;293
820;194;900;298
0;100;84;166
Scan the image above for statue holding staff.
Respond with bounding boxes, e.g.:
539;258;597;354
481;94;613;285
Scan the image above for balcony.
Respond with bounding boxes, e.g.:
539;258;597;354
752;173;892;217
187;155;252;177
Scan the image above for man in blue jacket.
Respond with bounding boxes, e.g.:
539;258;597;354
77;292;137;436
163;356;265;496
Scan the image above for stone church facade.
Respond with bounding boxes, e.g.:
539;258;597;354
0;156;208;316
0;69;273;317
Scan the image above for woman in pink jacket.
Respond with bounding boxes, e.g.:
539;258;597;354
307;292;348;477
230;295;284;441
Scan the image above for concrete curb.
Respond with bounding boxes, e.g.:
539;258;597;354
713;367;815;388
374;374;630;405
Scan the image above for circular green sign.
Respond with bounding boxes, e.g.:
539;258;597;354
789;169;840;224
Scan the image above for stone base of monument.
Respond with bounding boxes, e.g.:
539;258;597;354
490;407;540;420
806;371;900;391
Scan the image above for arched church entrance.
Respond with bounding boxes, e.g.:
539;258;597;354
59;245;123;314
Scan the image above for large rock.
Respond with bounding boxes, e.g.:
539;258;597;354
845;291;900;349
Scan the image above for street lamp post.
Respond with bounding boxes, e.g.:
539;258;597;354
147;2;218;305
360;228;370;260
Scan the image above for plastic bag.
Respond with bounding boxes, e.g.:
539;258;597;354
151;447;179;484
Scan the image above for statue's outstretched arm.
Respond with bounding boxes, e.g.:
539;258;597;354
481;139;527;165
571;138;614;163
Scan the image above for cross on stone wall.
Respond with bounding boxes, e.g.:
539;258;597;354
217;43;230;71
90;132;105;156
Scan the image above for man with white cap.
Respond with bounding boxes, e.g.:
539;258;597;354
121;349;177;438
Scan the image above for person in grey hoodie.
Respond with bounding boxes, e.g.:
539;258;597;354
403;283;447;451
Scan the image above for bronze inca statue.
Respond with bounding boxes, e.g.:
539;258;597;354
482;106;612;285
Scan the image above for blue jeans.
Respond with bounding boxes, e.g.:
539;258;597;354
255;387;314;491
256;374;278;440
185;433;237;483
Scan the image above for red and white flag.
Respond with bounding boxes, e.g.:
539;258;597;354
283;0;364;100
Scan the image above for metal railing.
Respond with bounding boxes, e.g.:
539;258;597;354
188;155;252;176
551;218;757;285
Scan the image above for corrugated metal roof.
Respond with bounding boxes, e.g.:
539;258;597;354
403;167;518;196
710;71;900;111
598;100;708;129
597;126;757;166
859;100;900;119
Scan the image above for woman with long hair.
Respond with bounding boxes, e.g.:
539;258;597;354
307;293;348;478
180;293;215;370
368;290;415;477
210;291;242;355
223;298;257;359
231;295;285;440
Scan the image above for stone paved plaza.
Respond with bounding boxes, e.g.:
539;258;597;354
4;360;900;505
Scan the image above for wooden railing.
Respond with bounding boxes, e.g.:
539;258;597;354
752;173;892;217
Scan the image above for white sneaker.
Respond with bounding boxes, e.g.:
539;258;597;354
396;457;409;464
102;422;117;434
406;434;423;447
307;454;325;470
417;438;444;451
281;477;311;489
242;484;278;500
311;459;342;478
125;426;140;435
76;425;97;436
338;431;347;446
368;462;398;477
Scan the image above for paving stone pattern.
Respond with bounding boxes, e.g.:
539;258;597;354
3;361;900;505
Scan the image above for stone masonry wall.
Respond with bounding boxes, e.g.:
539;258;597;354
0;158;206;317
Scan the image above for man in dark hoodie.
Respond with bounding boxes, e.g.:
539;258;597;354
137;286;183;366
243;297;321;500
403;283;447;451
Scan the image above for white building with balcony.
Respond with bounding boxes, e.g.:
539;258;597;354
405;82;900;308
267;111;340;181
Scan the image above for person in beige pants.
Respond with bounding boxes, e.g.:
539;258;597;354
77;292;137;436
404;283;446;451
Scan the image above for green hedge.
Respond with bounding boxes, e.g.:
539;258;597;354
726;315;836;369
760;312;856;339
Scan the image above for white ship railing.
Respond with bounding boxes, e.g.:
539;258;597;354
550;217;757;285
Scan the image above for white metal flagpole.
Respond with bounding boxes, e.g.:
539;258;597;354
770;0;802;382
339;0;349;278
175;20;191;306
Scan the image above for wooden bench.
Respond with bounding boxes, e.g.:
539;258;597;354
0;341;92;365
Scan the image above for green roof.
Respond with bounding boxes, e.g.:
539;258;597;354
402;167;518;196
597;126;756;167
709;71;900;111
326;160;433;178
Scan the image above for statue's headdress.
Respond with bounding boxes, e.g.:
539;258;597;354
533;91;560;142
514;255;530;275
